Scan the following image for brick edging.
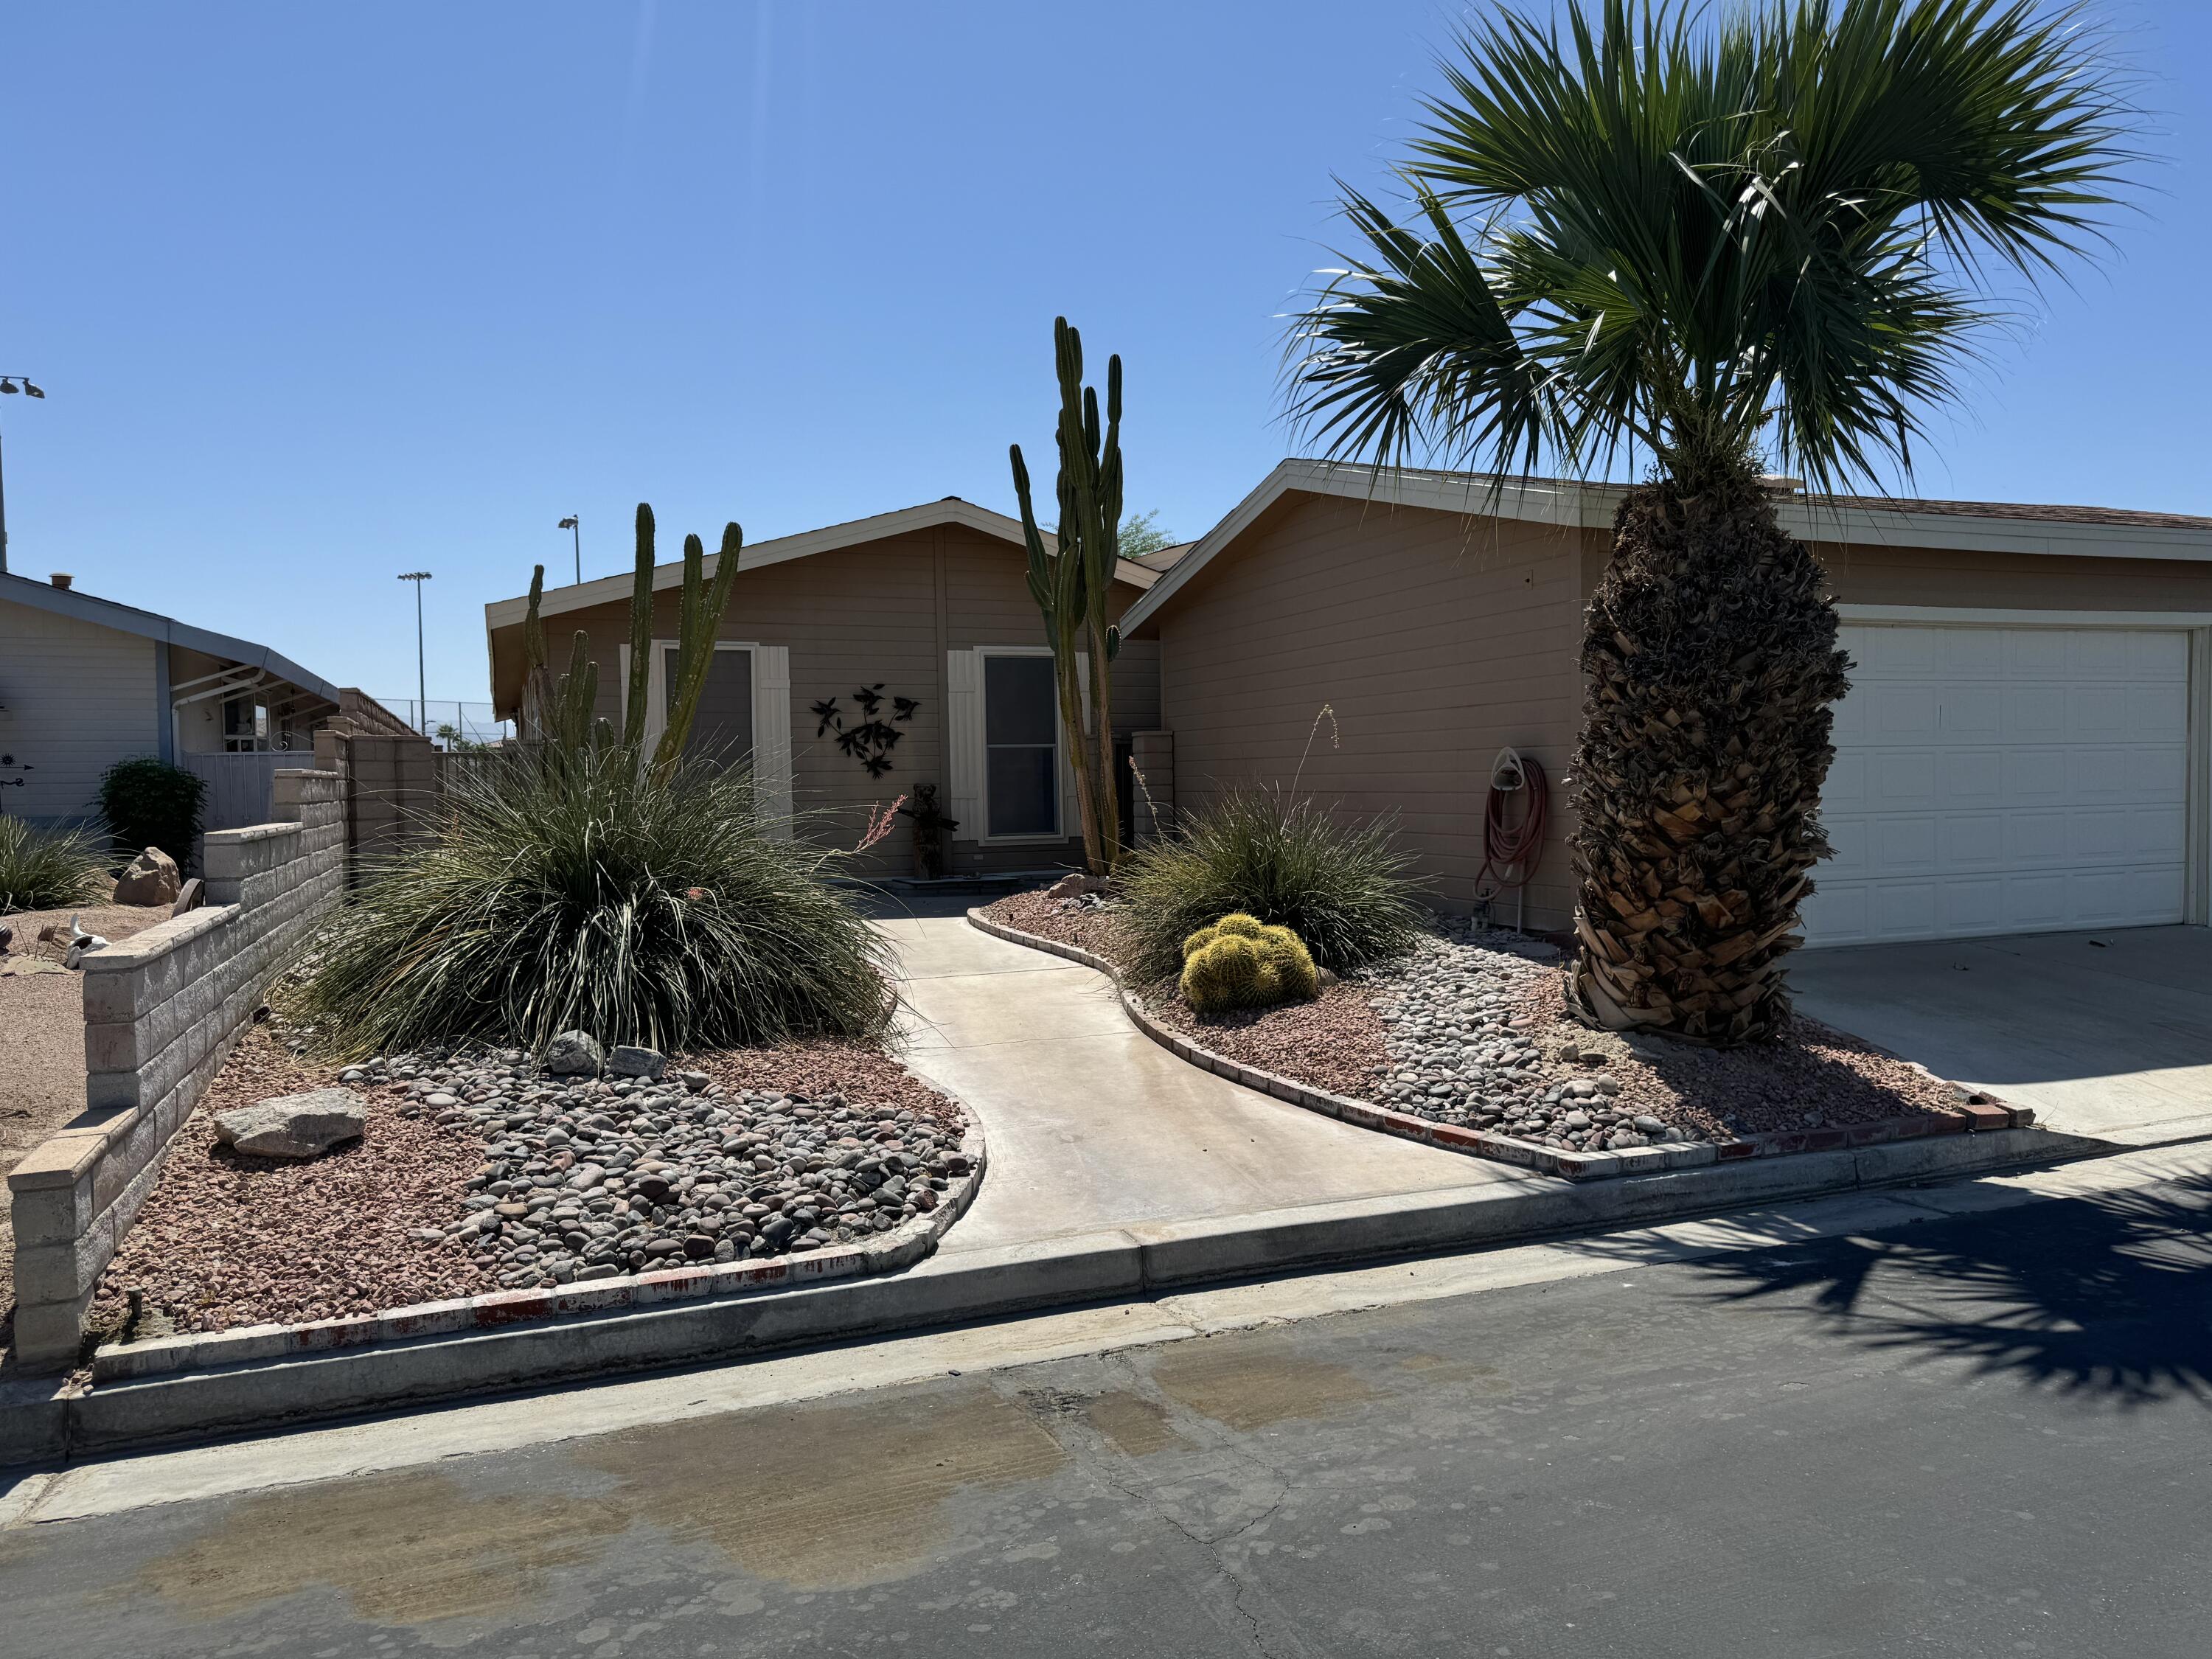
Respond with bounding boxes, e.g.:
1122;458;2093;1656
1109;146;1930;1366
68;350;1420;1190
965;908;2031;1183
91;1118;990;1383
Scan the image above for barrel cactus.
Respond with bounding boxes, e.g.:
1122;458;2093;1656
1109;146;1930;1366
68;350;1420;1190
1180;914;1320;1015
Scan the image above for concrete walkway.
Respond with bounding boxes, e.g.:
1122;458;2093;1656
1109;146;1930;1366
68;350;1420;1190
1794;924;2212;1146
880;915;1510;1251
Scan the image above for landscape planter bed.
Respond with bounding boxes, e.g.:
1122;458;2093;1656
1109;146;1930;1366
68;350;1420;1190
970;900;2029;1182
82;1024;985;1381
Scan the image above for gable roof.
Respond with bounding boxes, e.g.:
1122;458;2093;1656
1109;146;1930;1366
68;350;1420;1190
1122;459;2212;636
0;570;341;703
484;495;1151;630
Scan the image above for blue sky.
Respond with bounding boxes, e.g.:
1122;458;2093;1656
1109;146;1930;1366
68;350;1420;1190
4;1;2207;706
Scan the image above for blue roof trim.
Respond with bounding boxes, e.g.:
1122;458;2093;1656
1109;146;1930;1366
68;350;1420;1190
0;571;342;706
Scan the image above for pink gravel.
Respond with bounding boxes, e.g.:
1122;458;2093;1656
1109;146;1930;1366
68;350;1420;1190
88;1029;971;1344
1141;982;1390;1101
983;889;1130;964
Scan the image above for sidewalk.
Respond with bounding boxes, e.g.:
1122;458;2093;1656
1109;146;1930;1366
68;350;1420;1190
882;914;1526;1253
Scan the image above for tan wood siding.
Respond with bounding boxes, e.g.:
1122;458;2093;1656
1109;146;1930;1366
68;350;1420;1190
1157;493;1586;927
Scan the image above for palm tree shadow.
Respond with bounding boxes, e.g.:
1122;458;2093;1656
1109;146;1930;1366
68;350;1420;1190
1657;1175;2212;1408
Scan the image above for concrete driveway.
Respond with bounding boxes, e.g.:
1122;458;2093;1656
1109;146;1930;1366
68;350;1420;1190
1791;925;2212;1145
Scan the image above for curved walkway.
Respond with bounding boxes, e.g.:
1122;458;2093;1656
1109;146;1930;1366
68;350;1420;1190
880;914;1524;1253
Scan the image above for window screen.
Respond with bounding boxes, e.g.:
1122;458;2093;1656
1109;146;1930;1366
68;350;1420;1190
665;647;753;767
984;654;1058;836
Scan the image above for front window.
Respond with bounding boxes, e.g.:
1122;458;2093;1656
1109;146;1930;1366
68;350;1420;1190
664;645;753;767
984;654;1058;837
222;695;270;753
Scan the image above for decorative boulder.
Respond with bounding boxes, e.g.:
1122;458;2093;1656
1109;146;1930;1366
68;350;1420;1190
608;1044;667;1080
215;1088;366;1159
1046;872;1107;900
114;846;181;906
546;1030;605;1077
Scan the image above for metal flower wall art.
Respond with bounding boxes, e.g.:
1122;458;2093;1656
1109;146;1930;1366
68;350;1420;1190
813;684;919;778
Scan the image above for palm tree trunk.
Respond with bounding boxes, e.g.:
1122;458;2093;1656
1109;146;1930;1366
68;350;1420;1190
1568;472;1851;1045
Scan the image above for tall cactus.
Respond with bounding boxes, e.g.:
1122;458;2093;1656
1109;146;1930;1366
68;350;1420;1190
1010;317;1124;874
517;504;744;771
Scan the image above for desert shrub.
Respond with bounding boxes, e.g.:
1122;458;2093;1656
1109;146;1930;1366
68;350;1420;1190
97;757;206;867
1180;914;1321;1015
1120;787;1429;980
288;740;895;1057
0;815;111;914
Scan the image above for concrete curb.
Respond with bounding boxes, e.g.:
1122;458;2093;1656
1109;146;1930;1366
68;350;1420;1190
964;908;2035;1180
0;1114;2083;1469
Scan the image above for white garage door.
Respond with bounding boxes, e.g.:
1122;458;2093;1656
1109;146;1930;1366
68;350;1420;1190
1802;623;2192;947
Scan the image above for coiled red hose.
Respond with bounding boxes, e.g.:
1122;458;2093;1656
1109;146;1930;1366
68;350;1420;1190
1473;751;1547;901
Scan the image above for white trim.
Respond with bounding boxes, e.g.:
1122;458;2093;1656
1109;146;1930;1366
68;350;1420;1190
976;644;1065;845
1122;458;2212;636
485;497;1151;630
946;649;984;844
1840;605;2212;628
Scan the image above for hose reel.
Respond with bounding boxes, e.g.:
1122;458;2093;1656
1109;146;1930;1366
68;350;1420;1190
1473;745;1548;932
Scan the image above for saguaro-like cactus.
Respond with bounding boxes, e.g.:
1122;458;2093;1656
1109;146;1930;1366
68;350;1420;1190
1009;317;1124;874
518;503;744;771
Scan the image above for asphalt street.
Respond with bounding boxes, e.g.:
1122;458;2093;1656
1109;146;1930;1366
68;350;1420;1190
1;1168;2208;1658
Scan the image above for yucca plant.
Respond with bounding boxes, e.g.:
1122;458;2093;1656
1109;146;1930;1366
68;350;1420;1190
288;742;894;1057
1118;787;1430;981
1286;0;2135;1043
0;815;111;914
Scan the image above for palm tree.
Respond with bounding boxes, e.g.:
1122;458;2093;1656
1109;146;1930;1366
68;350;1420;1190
1286;0;2135;1044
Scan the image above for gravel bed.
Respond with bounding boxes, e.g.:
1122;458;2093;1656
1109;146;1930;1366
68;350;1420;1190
1367;920;1967;1151
89;1028;974;1340
89;1023;495;1340
982;888;1129;963
984;888;1969;1155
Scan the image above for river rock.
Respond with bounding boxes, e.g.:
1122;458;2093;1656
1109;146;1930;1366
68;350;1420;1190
545;1031;605;1077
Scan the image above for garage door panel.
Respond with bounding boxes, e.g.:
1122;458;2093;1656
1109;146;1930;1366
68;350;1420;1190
2003;688;2067;741
2126;681;2188;735
1809;623;2191;947
1939;813;2009;866
1871;751;1937;805
1944;750;2005;802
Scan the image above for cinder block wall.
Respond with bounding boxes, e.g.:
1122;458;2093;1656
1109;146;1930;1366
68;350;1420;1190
335;731;440;877
7;768;348;1371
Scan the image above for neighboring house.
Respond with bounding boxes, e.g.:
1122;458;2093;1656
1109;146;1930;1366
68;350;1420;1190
0;568;400;832
481;498;1163;876
1122;459;2212;950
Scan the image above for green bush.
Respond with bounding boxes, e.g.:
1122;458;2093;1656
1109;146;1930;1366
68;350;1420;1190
97;757;206;867
1179;913;1321;1015
288;740;895;1057
0;816;111;914
1119;787;1430;980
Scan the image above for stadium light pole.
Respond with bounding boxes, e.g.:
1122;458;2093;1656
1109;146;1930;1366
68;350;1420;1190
0;375;50;577
558;515;580;584
398;571;433;734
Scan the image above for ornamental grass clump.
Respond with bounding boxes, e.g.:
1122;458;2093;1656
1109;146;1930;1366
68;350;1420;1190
289;740;894;1057
1119;787;1428;981
1179;912;1321;1015
0;815;111;914
292;499;896;1057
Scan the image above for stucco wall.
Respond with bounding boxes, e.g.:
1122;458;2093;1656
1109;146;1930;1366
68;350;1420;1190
0;594;160;823
1153;492;1590;928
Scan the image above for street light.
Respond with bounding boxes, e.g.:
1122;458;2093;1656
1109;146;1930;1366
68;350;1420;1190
0;375;49;578
397;571;433;737
558;515;580;584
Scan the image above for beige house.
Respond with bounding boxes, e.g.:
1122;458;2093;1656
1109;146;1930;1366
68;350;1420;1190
0;568;405;833
1123;459;2212;950
482;498;1161;877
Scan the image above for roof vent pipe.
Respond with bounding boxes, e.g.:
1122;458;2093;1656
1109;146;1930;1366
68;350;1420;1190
48;572;72;590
